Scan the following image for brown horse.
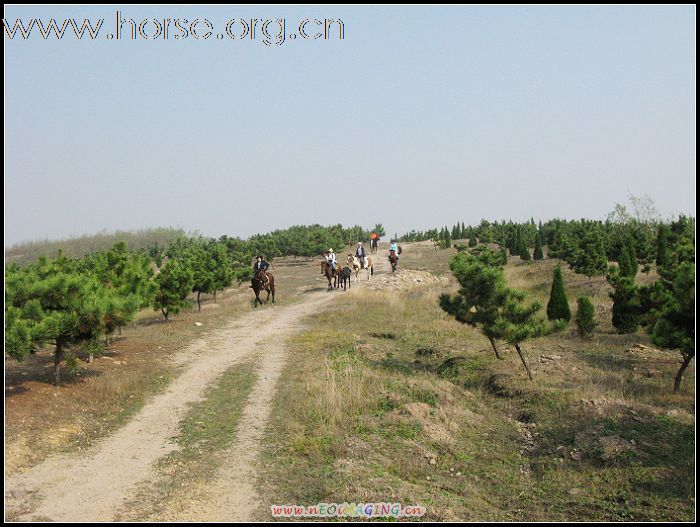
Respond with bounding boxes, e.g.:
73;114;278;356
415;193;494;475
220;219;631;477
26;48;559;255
338;266;352;290
388;251;398;272
251;270;275;306
320;260;338;290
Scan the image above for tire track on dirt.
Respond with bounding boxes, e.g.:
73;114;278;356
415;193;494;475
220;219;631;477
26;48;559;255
4;291;334;522
151;252;392;521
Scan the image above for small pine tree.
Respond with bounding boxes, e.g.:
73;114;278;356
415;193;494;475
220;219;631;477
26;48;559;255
533;232;544;260
500;248;508;265
546;266;571;321
518;229;531;261
627;239;639;277
507;228;517;256
575;296;596;337
468;234;478;247
618;244;634;278
608;270;641;333
655;224;671;270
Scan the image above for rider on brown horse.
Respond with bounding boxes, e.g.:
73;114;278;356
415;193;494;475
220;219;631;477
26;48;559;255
253;255;271;286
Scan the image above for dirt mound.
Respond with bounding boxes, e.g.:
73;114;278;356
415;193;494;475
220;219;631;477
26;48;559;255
366;269;445;291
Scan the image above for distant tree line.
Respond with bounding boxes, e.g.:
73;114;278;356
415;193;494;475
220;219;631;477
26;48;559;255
434;197;694;391
5;223;380;385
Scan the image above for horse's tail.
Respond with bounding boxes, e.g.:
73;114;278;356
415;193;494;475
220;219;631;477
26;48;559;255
371;265;374;275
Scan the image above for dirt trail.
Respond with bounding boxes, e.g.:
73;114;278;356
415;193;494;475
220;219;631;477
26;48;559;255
5;291;334;521
5;254;391;522
156;251;392;521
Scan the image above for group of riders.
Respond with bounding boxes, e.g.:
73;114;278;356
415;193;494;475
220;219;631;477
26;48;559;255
251;239;401;287
322;240;400;271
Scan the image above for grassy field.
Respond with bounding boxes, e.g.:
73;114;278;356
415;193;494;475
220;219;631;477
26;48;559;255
258;243;695;521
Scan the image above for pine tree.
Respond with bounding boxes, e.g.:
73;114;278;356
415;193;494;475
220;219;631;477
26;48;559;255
440;250;547;378
607;269;641;333
546;266;571;321
468;233;478;247
154;259;194;321
618;243;634;278
533;232;544;260
507;227;517;256
518;229;531;261
655;224;671;270
570;227;608;277
575;296;596;337
5;262;111;385
647;261;695;391
627;239;639;277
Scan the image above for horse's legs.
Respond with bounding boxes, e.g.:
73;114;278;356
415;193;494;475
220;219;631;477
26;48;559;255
271;285;275;303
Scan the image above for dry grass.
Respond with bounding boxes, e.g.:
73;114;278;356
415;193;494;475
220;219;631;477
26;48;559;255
258;244;695;521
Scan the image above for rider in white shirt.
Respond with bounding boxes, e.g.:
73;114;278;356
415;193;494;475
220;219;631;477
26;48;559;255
326;248;337;270
355;242;366;268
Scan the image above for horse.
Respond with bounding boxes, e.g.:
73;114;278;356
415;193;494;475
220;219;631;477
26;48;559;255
320;260;339;290
370;238;379;254
347;254;373;282
251;270;275;306
338;266;352;290
388;251;398;273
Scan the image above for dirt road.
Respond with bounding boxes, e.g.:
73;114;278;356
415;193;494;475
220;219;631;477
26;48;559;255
5;255;389;522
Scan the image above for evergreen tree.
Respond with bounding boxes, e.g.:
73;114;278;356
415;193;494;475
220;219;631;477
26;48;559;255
533;232;544;260
507;227;517;255
518;229;531;261
655;224;671;270
647;261;695;391
607;269;641;333
5;262;111;385
575;296;596;337
617;243;635;278
154;259;194;321
570;227;608;277
372;224;386;237
546;266;571;321
440;250;548;378
468;233;478;247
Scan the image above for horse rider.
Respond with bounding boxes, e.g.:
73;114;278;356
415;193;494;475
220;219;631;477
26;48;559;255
389;240;399;260
325;248;337;271
253;255;271;286
355;241;366;268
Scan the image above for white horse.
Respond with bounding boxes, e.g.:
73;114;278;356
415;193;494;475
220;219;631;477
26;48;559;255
347;254;373;282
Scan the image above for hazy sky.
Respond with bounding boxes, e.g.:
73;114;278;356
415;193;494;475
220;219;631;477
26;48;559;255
4;5;696;245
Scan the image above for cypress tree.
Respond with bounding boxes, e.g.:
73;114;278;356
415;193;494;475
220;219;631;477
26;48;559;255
575;296;596;337
546;266;571;321
627;239;639;277
533;232;544;260
469;233;478;247
500;248;508;265
656;224;671;270
608;272;641;333
518;229;531;260
507;227;517;255
618;244;633;278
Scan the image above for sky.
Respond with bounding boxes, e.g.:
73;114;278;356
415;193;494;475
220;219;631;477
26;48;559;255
4;5;696;245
